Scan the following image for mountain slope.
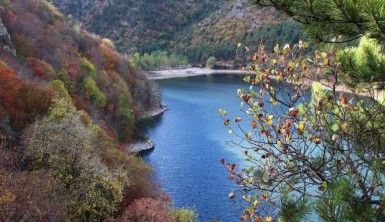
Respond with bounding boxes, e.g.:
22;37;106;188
53;0;303;64
2;0;161;142
54;0;222;54
173;0;285;62
0;0;170;220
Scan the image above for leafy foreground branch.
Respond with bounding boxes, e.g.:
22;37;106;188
220;43;385;221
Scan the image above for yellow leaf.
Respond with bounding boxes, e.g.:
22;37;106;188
297;122;305;134
341;122;348;131
286;134;291;142
266;115;274;126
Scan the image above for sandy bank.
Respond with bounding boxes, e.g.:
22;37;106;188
146;68;384;102
145;68;248;80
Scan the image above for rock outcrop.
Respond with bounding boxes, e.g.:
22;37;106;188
0;17;15;55
127;139;155;154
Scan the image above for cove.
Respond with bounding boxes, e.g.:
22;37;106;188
141;75;251;221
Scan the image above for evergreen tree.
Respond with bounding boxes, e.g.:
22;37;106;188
254;0;385;43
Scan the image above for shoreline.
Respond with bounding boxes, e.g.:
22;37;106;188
139;105;168;120
146;68;384;102
130;106;168;154
137;68;383;155
145;68;248;80
127;139;155;154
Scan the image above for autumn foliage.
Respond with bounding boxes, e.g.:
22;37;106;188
0;0;161;142
0;62;53;130
119;197;174;222
26;57;55;80
0;0;166;221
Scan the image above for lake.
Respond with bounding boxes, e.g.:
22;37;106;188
142;75;270;221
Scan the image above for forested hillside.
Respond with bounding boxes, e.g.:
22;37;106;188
53;0;222;55
0;0;186;220
53;0;303;64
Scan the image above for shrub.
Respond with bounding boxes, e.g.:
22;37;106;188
172;208;199;222
26;57;56;80
99;138;160;206
50;79;72;103
23;107;125;221
119;198;174;222
80;57;107;107
100;43;120;71
80;57;96;77
83;76;107;107
0;61;53;130
16;83;54;129
55;68;75;93
116;96;136;142
206;56;216;69
48;94;76;122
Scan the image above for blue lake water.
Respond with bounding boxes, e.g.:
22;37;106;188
141;75;313;221
142;75;251;221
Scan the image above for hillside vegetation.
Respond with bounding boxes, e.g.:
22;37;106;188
0;0;189;221
54;0;222;54
53;0;304;65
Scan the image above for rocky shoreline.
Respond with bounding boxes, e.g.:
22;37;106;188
140;105;168;120
127;139;156;154
128;106;168;154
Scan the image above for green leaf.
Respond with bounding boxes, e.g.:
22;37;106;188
218;109;227;116
322;181;328;189
331;123;339;132
243;76;251;83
